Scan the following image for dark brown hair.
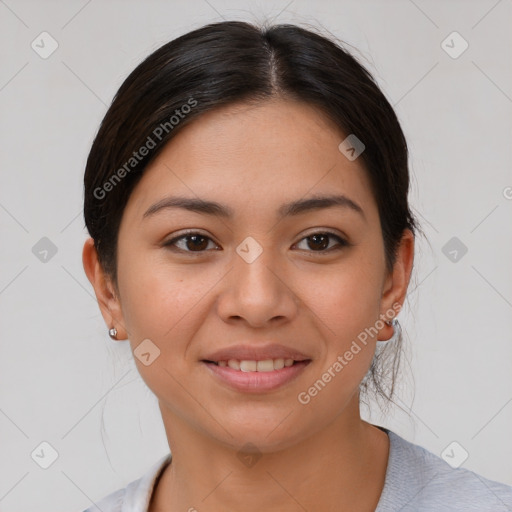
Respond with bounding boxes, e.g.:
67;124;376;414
83;20;419;406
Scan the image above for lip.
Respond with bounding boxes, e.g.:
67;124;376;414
202;343;311;363
202;360;311;393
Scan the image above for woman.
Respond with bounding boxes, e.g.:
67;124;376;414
81;20;512;511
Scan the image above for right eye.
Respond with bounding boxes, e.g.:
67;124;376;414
163;231;221;253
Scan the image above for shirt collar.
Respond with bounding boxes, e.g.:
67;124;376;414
122;453;172;512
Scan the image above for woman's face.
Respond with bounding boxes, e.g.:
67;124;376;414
103;98;412;452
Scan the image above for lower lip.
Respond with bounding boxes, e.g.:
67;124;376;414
202;361;311;393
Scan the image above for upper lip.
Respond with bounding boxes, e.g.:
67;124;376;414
202;343;311;362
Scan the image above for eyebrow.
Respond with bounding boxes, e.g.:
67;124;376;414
142;193;366;221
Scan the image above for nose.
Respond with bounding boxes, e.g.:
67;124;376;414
215;245;299;328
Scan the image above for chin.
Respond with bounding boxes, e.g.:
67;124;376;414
209;415;310;454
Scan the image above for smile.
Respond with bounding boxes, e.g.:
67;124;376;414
202;359;312;393
207;358;299;372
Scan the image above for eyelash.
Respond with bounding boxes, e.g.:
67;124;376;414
163;230;349;256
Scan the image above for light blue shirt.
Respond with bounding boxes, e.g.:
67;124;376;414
82;428;512;511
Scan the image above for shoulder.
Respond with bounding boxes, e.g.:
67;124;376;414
80;454;172;512
376;429;512;512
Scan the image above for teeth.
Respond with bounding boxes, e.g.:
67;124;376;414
227;359;240;370
215;358;297;372
240;360;257;372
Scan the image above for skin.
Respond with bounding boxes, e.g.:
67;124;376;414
83;97;414;512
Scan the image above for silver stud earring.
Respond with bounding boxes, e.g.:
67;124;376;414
378;318;401;345
108;327;118;340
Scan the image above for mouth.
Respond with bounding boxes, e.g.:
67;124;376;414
201;358;312;393
201;358;310;372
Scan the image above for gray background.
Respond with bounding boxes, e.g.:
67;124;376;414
0;0;511;510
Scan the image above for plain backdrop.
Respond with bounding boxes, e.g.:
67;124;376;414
0;0;511;510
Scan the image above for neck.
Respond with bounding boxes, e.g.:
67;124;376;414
150;398;390;512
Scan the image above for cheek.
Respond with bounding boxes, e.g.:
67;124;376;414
117;249;214;338
308;258;384;339
298;252;384;396
117;260;210;403
116;255;227;383
293;270;381;421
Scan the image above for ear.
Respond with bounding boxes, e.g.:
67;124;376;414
377;229;415;341
82;237;128;340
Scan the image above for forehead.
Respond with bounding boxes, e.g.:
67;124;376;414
122;98;378;224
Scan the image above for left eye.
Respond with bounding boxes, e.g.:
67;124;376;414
164;231;348;254
293;232;348;253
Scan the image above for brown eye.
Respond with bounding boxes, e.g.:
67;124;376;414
164;232;219;253
294;232;348;253
183;234;209;251
307;233;330;251
164;230;348;255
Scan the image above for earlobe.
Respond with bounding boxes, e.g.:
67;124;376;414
82;237;127;340
377;317;402;344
